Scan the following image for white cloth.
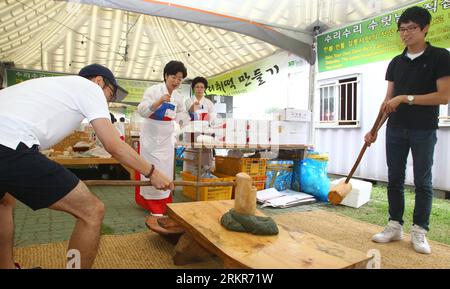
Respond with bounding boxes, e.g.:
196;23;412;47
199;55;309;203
137;83;187;200
139;119;175;200
185;96;216;121
0;76;110;150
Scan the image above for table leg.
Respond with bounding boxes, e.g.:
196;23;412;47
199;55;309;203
196;148;202;201
173;233;213;265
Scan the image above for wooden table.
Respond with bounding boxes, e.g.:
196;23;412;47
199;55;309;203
167;200;371;269
176;143;312;200
50;157;135;180
50;157;120;165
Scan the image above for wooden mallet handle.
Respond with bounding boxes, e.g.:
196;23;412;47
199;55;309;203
84;180;235;187
344;109;387;184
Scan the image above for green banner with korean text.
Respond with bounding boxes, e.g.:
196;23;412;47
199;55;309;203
317;0;450;72
6;69;65;86
205;54;300;96
206;64;282;96
5;68;157;103
115;78;157;103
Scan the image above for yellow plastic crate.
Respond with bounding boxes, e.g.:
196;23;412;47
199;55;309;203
214;172;266;199
252;175;267;191
181;171;234;201
215;156;267;177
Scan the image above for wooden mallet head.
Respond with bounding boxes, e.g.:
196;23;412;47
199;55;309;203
328;180;352;205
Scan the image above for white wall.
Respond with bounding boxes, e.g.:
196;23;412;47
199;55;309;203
315;52;450;191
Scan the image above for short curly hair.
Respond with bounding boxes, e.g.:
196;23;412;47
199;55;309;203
191;76;208;91
163;60;187;81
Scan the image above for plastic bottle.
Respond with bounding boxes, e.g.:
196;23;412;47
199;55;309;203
115;117;125;141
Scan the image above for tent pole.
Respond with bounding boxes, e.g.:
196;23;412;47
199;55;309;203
40;42;43;70
309;26;321;146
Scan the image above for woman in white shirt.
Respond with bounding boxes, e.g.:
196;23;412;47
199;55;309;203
136;61;189;216
186;76;216;121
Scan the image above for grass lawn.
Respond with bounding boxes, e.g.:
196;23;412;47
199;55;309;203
323;184;450;245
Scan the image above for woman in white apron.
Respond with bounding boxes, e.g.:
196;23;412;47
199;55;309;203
185;76;216;173
185;76;216;122
136;61;189;216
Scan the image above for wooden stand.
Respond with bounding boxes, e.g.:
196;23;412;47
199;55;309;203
173;233;214;265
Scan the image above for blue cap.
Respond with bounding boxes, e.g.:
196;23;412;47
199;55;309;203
78;64;128;102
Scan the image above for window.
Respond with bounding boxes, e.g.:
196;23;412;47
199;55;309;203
439;103;450;127
317;74;360;127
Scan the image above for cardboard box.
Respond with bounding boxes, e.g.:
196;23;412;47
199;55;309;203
258;133;270;145
275;109;312;122
182;149;214;175
225;118;235;131
235;119;248;132
272;121;310;145
235;131;247;145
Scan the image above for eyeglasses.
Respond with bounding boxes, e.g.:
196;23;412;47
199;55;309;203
103;78;117;101
397;25;419;33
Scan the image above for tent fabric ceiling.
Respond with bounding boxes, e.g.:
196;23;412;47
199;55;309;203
0;0;415;82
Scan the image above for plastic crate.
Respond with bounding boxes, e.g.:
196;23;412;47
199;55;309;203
214;172;266;199
180;171;233;201
215;156;267;177
252;175;267;191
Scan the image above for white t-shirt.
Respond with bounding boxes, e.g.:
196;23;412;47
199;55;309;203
185;96;216;120
0;75;110;150
407;50;424;60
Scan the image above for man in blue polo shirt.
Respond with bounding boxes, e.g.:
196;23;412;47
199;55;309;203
365;6;450;254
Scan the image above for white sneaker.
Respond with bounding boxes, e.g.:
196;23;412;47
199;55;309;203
410;225;431;254
372;220;403;243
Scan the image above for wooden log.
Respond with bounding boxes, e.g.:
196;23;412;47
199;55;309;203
234;173;256;215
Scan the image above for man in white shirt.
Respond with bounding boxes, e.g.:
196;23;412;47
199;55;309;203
0;64;174;269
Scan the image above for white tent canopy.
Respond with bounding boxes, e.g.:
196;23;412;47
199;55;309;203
0;0;416;81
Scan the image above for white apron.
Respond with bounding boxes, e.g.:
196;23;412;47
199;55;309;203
140;118;176;200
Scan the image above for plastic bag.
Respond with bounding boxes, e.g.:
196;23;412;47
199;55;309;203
189;105;209;121
265;160;293;191
175;146;185;166
297;151;330;202
150;102;176;121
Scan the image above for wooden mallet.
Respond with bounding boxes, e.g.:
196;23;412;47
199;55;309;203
328;109;387;205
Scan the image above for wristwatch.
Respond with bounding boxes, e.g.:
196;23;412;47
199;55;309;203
407;95;415;105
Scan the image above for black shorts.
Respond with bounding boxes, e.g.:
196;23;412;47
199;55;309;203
0;143;79;210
